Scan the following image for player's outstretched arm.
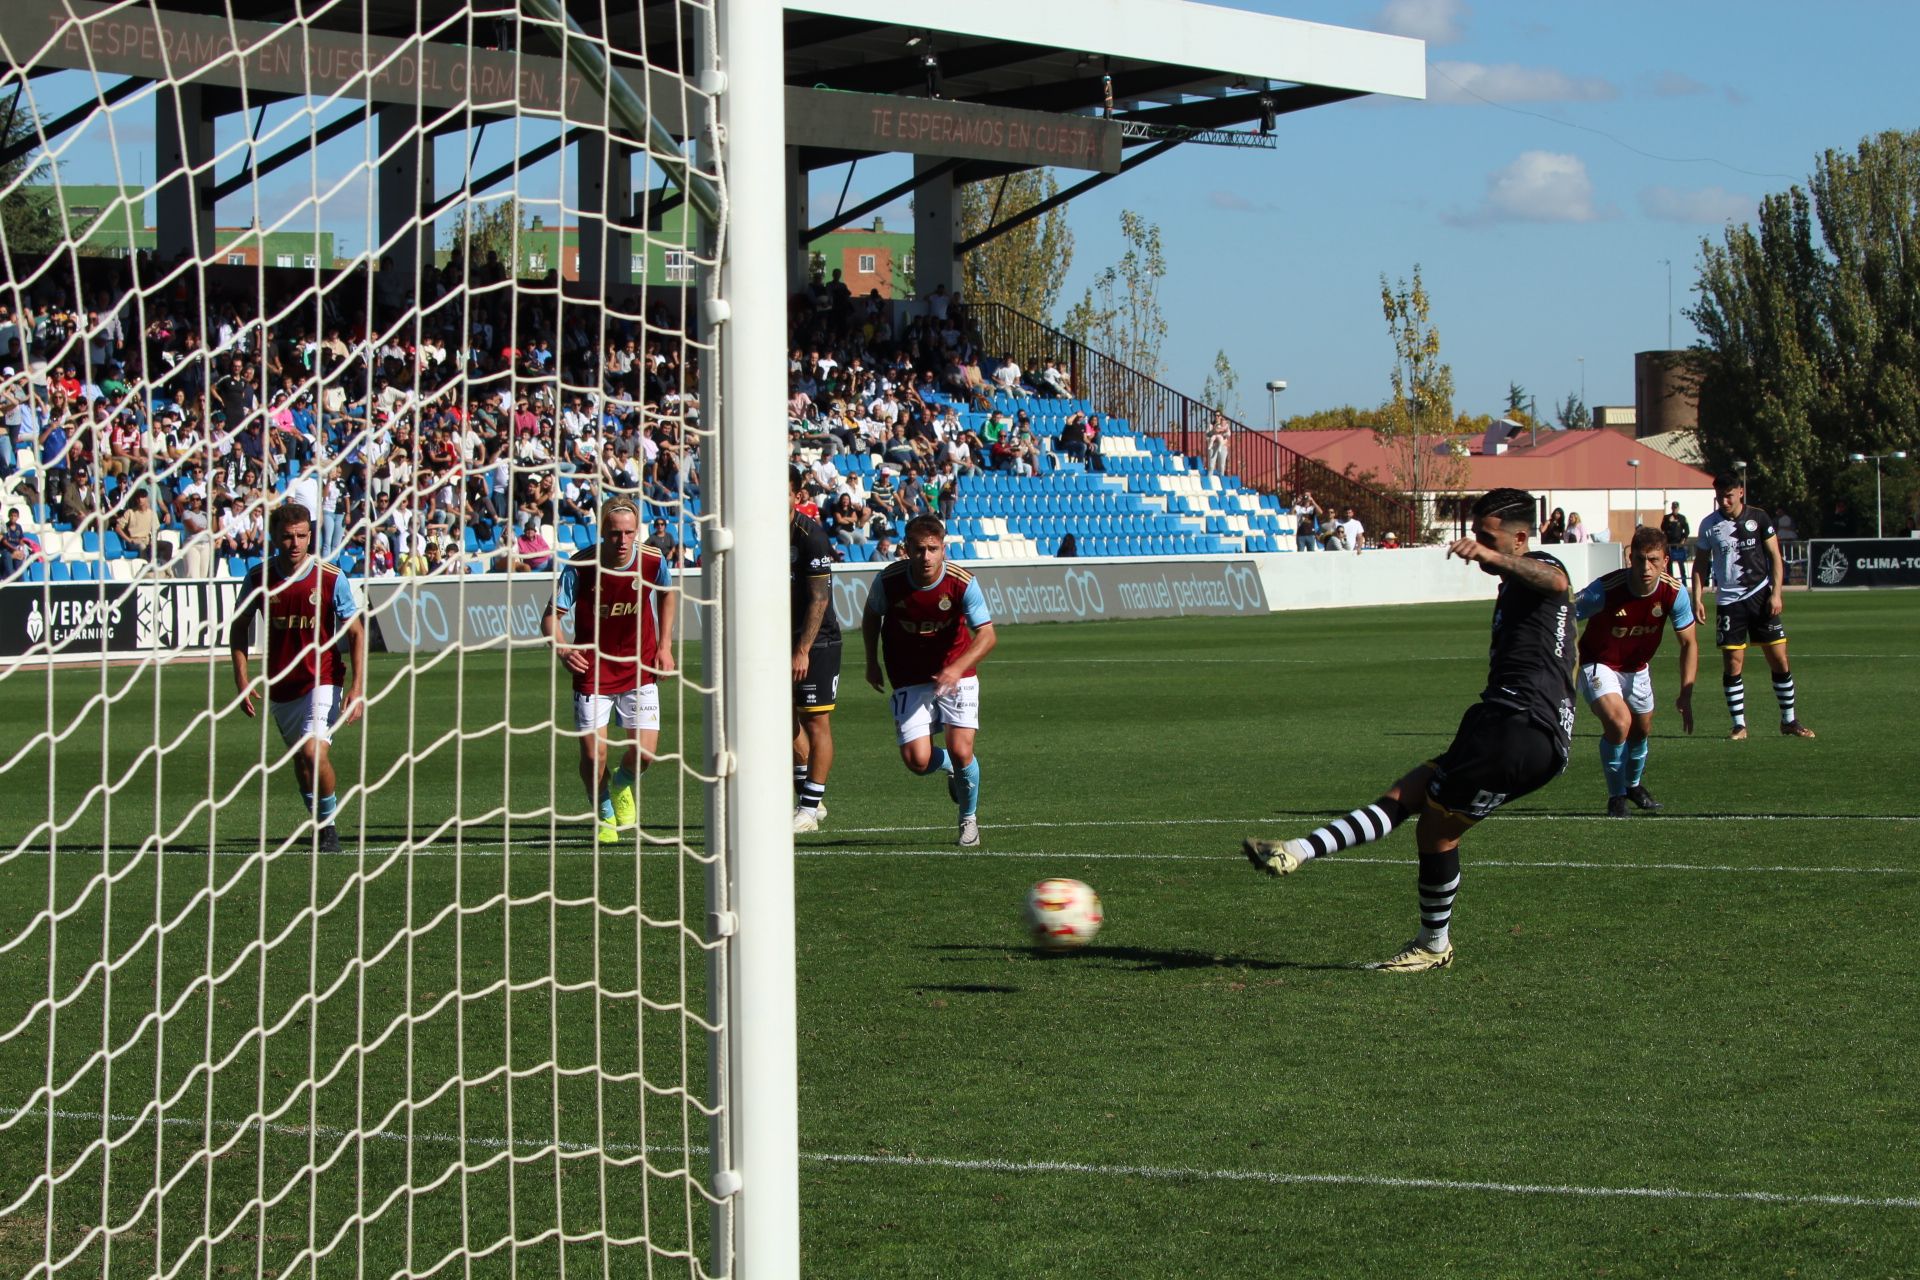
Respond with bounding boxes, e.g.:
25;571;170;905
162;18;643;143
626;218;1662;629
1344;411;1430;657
1448;539;1569;595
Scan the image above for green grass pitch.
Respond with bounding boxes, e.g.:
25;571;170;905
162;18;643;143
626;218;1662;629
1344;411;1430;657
3;591;1916;1277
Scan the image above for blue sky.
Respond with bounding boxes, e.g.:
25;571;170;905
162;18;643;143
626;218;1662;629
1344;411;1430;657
816;0;1916;421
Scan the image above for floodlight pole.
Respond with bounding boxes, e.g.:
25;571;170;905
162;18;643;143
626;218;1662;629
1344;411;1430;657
1627;457;1640;531
1849;450;1910;538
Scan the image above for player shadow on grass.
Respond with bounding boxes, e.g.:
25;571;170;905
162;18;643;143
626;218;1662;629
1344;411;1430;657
927;942;1364;973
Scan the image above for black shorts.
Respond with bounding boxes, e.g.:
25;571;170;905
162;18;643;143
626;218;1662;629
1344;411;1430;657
1714;592;1786;649
794;638;841;713
1426;703;1565;822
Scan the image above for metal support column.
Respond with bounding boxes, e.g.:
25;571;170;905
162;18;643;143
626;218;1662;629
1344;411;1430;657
155;85;215;262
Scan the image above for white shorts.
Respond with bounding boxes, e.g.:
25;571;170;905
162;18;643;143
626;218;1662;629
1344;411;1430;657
573;684;661;732
1579;663;1654;715
270;685;343;747
889;676;980;745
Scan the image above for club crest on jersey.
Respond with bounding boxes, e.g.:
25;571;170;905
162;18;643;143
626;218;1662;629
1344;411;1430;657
1744;519;1758;532
937;596;952;611
1652;603;1663;617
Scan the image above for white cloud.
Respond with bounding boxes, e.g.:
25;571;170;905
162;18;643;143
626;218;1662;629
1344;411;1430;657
1207;189;1284;215
1428;60;1617;104
1447;151;1611;226
1640;185;1754;225
1646;70;1709;98
1373;0;1469;44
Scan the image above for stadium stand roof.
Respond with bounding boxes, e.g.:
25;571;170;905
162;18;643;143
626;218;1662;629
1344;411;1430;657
101;0;1423;169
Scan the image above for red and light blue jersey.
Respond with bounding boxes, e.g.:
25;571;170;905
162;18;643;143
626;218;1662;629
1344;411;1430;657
552;542;672;694
1575;569;1694;673
233;557;357;700
865;562;991;688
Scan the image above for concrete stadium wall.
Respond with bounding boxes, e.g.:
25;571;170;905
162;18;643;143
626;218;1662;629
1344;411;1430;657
1252;542;1622;613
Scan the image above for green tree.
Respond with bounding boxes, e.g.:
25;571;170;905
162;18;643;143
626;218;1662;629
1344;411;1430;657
0;88;59;259
1063;209;1168;380
1201;348;1242;419
443;195;530;276
1554;391;1589;430
1689;128;1920;531
1280;404;1394;432
1378;264;1459;539
958;169;1074;320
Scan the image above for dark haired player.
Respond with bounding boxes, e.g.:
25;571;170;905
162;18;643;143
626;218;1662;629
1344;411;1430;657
229;502;367;853
863;515;996;846
1574;526;1698;817
1692;475;1813;740
790;466;841;832
1241;488;1575;972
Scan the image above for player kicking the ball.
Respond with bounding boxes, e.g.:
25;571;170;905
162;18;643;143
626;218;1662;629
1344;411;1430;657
541;498;676;844
229;502;367;853
1240;488;1575;972
1574;526;1699;817
862;515;996;846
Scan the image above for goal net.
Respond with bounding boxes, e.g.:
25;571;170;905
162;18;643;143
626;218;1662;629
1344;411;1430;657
0;1;795;1275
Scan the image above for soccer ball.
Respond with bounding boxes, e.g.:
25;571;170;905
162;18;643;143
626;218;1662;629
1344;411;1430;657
1026;878;1103;951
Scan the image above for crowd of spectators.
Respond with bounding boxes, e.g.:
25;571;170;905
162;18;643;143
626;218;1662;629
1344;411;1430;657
1;248;1159;583
0;250;710;581
782;273;1099;559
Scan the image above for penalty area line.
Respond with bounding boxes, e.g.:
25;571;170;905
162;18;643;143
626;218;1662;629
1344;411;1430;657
808;1151;1920;1212
4;1105;1914;1214
795;850;1916;875
831;813;1919;835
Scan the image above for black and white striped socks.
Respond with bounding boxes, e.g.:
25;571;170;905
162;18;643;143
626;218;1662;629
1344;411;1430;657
1723;673;1746;729
1414;848;1461;952
1772;670;1797;724
1301;797;1409;860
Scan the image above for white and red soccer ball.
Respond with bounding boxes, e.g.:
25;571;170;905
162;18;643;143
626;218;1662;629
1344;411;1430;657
1026;878;1103;951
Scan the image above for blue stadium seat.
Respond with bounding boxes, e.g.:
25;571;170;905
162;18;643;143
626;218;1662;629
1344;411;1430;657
48;560;71;582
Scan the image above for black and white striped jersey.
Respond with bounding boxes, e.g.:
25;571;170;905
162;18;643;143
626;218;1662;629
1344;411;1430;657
1480;550;1577;760
1697;506;1776;604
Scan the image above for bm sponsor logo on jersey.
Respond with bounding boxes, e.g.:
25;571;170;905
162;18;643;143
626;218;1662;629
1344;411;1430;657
1610;624;1664;638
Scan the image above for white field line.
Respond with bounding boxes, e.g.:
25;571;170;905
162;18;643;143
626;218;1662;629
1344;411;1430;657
831;814;1919;833
992;653;1920;664
3;1105;1915;1213
793;851;1920;875
9;835;1916;875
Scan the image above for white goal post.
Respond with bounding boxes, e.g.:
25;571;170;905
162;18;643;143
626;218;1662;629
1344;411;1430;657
0;0;797;1274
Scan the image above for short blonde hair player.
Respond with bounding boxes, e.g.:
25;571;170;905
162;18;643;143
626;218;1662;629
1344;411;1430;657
541;498;677;842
